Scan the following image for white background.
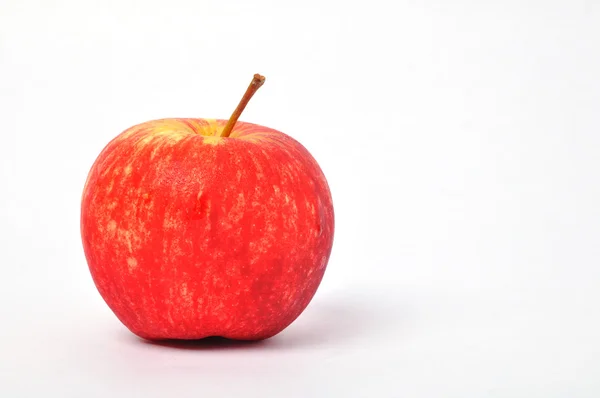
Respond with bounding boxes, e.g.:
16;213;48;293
1;0;599;396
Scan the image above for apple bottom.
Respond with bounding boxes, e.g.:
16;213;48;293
91;251;329;341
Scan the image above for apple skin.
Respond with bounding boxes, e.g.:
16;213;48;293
80;118;334;340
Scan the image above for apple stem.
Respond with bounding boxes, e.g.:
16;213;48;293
219;74;266;138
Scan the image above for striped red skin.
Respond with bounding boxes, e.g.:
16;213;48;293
80;119;334;340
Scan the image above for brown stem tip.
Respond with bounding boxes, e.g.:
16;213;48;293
220;73;266;138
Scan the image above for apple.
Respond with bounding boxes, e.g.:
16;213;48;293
80;74;334;340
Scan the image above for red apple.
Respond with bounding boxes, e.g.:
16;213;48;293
80;75;334;340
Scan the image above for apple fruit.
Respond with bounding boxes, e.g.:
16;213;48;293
80;74;334;340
